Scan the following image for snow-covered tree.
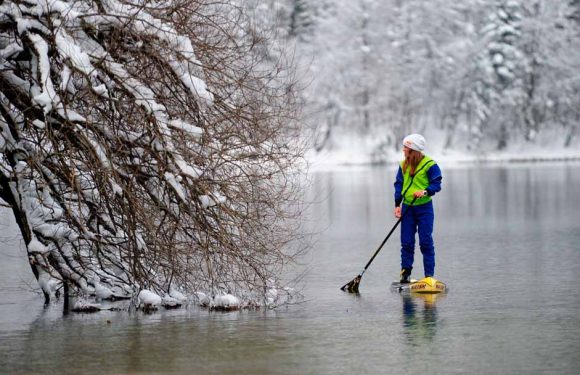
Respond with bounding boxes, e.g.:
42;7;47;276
289;0;316;39
0;0;304;307
466;0;528;149
306;0;394;160
559;0;580;146
569;0;580;23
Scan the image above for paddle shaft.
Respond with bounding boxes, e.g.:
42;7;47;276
358;197;417;277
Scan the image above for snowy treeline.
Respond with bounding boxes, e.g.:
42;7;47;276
267;0;580;163
0;0;304;308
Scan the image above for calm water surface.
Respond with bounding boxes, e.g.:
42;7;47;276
1;163;579;374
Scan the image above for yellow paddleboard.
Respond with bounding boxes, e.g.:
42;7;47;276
391;277;447;294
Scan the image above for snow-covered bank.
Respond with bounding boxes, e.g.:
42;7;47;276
62;285;301;314
307;147;580;171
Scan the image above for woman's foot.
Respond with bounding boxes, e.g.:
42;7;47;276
399;268;412;283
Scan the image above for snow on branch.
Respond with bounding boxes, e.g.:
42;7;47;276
0;0;305;310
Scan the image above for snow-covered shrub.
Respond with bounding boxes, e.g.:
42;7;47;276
138;290;162;312
211;294;241;311
71;298;102;313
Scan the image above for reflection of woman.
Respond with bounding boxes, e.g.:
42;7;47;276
401;294;439;344
394;134;442;283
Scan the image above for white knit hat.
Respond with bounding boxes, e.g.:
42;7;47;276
402;134;426;152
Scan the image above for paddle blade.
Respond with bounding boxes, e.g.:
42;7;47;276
340;275;361;293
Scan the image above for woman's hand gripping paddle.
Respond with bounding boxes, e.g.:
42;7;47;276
340;197;417;293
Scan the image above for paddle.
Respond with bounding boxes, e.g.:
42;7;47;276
340;196;417;293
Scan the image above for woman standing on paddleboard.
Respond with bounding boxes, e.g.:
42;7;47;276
394;134;442;284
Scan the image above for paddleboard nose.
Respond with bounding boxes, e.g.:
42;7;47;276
409;277;447;294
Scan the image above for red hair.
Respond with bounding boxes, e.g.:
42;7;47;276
403;149;424;175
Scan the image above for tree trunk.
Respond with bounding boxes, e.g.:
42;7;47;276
63;281;70;315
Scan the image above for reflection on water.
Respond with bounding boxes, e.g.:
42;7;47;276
2;163;580;374
400;293;442;346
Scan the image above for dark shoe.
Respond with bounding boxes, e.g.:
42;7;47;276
400;268;412;284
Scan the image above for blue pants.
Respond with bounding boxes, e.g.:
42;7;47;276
400;201;435;277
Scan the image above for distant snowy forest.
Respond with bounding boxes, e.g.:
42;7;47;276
258;0;580;163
